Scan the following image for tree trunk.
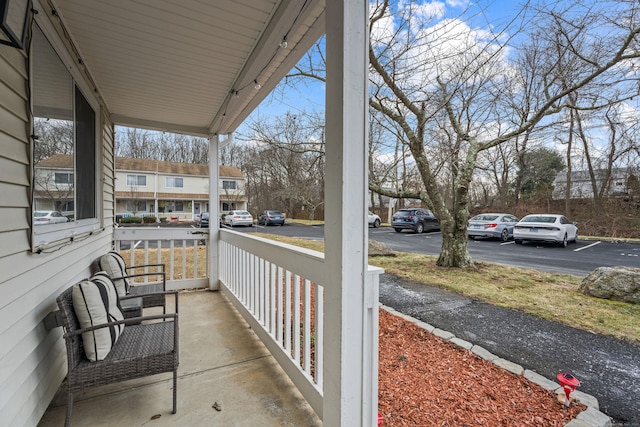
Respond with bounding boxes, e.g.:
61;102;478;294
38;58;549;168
437;220;473;268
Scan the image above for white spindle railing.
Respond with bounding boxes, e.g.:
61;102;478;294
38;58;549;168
219;229;382;421
112;226;209;290
113;226;382;423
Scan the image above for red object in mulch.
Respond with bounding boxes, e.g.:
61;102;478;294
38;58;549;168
557;372;581;406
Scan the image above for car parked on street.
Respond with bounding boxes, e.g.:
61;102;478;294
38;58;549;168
467;213;519;242
513;214;578;247
391;208;439;233
368;211;381;228
199;212;209;228
258;210;285;226
34;210;69;225
224;210;254;227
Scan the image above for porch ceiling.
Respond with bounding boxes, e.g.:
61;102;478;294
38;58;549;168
51;0;325;137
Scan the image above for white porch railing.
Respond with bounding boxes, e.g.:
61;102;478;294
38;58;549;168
113;226;209;289
112;226;382;424
219;229;382;422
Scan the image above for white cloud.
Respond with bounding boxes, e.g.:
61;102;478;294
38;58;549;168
446;0;470;8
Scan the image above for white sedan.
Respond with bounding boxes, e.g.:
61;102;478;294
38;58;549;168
513;214;578;247
224;210;254;227
34;211;69;225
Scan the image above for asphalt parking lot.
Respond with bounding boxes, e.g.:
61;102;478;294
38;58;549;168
239;222;640;277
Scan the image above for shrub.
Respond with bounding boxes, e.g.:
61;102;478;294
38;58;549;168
160;217;168;223
142;215;157;223
120;216;142;224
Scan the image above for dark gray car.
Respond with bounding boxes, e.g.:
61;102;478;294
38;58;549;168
392;208;439;233
258;210;285;226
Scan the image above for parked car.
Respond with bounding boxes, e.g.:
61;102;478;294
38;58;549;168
34;210;69;225
199;212;209;228
224;210;254;227
368;211;381;228
513;214;578;247
391;208;439;233
467;213;519;242
258;210;285;226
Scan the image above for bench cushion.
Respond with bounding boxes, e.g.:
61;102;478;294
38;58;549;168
72;273;125;361
99;251;131;296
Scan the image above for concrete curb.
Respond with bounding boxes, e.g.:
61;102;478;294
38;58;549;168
380;304;613;427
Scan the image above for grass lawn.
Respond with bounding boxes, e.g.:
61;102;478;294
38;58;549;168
122;232;639;343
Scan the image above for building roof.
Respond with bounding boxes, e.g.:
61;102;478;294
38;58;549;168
37;154;243;178
36;154;73;168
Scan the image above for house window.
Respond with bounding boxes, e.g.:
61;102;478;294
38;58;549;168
222;180;236;190
54;172;73;184
126;200;147;212
31;23;99;247
165;201;184;212
126;175;147;186
166;177;183;188
55;200;74;213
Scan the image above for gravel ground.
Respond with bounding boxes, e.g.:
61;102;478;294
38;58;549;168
379;273;640;426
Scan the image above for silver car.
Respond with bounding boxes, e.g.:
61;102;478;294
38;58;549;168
513;214;578;247
467;213;519;242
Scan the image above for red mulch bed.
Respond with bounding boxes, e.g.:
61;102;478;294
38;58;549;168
378;309;585;426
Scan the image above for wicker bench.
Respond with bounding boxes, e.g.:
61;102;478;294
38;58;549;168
91;251;166;312
56;286;179;426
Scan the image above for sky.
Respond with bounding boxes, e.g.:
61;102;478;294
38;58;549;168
238;0;639;169
243;0;529;123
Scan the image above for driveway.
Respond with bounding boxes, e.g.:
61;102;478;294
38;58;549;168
379;273;640;425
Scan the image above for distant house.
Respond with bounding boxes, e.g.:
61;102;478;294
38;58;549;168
552;167;637;200
35;155;247;221
33;154;77;217
115;157;247;220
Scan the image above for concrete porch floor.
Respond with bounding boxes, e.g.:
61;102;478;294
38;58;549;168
38;290;322;426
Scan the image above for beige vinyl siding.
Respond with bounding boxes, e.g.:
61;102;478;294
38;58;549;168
102;111;115;227
0;35;114;427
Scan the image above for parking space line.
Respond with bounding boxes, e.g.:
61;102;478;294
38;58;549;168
500;241;515;245
574;241;601;252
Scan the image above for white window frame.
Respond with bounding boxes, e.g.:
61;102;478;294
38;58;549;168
222;180;236;190
54;171;74;185
166;177;184;188
31;10;101;250
126;174;147;186
125;200;147;212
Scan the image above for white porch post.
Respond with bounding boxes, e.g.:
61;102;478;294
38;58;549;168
324;0;372;425
208;134;221;290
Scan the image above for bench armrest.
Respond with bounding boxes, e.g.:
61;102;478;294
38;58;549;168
121;290;178;312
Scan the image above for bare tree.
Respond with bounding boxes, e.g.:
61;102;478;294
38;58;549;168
115;127;209;163
364;0;640;267
237;112;326;218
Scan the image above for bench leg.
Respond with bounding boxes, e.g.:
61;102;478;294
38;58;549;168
172;370;177;414
65;391;73;427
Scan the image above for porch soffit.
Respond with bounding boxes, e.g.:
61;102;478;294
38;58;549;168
52;0;325;137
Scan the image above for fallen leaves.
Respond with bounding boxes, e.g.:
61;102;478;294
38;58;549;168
378;309;585;426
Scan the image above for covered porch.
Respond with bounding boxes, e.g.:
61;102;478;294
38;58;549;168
39;289;322;426
1;0;378;425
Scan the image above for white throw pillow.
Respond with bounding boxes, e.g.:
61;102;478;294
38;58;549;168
72;273;125;361
99;251;131;297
